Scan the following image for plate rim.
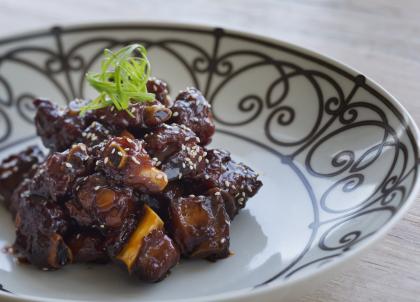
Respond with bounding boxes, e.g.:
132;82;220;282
0;21;418;302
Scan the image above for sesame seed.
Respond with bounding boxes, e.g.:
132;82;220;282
94;186;101;191
196;137;201;143
224;180;230;187
232;185;236;190
247;185;253;192
82;132;87;137
220;238;226;244
100;224;105;228
76;233;81;239
185;137;191;141
204;175;210;180
156;161;161;166
189;194;195;198
131;157;140;165
172;111;179;117
178;173;183;179
124;148;130;151
117;151;123;156
104;157;109;164
198;156;203;161
111;148;116;154
214;191;221;196
65;163;73;168
153;84;158;90
205;159;210;164
182;163;186;168
126;138;134;144
100;115;106;119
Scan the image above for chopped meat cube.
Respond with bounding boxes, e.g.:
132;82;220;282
144;123;198;161
74;173;137;231
67;231;108;263
160;145;206;181
114;205;179;282
34;99;88;151
30;144;92;201
0;145;44;205
92;101;172;133
147;77;172;107
13;196;72;269
79;121;112;149
132;229;179;282
97;137;167;193
170;87;215;145
192;149;262;219
168;190;230;260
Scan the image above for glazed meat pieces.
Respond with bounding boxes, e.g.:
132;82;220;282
168;189;230;260
96;137;167;192
132;228;179;282
170;88;215;145
74;173;137;230
13;196;72;269
34;99;88;152
147;77;172;107
144;124;205;180
191;149;262;219
0;146;44;206
0;80;262;283
92;101;172;133
113;205;180;282
66;231;108;263
30;144;92;201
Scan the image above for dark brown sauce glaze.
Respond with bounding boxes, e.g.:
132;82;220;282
0;78;262;282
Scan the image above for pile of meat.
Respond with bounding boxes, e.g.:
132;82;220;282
0;78;262;282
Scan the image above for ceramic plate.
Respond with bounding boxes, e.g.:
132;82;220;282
0;23;418;302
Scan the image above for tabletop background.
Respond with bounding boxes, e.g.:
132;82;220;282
0;0;419;301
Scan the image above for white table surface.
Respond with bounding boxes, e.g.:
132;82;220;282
0;0;419;301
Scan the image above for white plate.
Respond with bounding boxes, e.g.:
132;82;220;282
0;22;419;302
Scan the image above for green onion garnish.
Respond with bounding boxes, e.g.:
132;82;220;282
80;43;155;115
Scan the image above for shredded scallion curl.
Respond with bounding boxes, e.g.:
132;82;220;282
80;43;155;115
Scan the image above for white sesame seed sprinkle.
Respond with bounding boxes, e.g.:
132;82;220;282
65;163;73;168
214;191;221;196
104;157;109;164
172;111;179;117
